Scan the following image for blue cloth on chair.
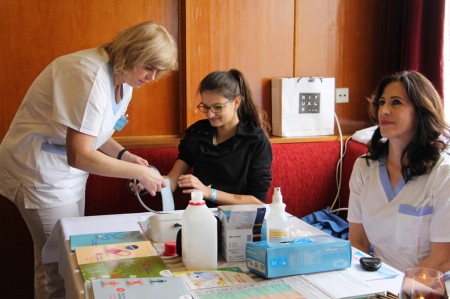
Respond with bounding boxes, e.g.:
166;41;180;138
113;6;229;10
300;207;349;239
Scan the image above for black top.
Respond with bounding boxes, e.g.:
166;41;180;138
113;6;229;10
178;119;272;206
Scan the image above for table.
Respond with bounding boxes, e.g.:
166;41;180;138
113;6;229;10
43;211;405;299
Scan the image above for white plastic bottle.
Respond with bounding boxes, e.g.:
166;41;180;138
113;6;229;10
266;187;289;242
182;191;218;270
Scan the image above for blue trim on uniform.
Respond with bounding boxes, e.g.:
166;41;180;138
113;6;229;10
41;142;67;156
379;156;405;202
398;204;433;216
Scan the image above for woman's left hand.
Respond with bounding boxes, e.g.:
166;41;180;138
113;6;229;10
178;174;211;198
121;151;149;166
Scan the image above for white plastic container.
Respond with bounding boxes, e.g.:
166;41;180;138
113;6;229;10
181;191;218;270
266;187;289;242
146;212;182;243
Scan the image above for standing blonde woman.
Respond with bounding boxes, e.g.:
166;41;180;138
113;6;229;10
0;21;178;298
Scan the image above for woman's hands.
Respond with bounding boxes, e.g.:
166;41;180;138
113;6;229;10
121;152;167;196
120;150;149;166
176;173;263;205
177;174;212;199
134;165;167;196
175;172;263;205
114;148;166;196
67;130;166;197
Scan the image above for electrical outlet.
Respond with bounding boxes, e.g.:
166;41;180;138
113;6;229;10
336;88;349;103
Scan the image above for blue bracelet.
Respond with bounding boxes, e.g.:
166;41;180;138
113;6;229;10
210;188;217;202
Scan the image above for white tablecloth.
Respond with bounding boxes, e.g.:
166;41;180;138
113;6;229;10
43;212;154;299
43;211;406;299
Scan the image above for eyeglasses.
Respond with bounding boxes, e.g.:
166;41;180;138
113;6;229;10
197;101;230;113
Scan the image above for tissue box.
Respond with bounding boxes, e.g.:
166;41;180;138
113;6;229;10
218;205;266;262
246;235;351;278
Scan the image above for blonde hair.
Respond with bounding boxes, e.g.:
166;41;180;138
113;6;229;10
103;21;178;79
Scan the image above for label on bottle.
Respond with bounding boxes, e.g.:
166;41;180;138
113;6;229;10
268;228;289;240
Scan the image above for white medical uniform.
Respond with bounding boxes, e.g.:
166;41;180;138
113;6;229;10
0;48;132;208
0;48;133;298
347;153;450;272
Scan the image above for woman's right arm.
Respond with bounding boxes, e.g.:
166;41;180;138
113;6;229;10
347;157;371;255
348;222;371;254
66;127;166;196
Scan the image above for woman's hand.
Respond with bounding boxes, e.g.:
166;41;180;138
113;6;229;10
136;166;167;196
177;174;211;198
120;150;149;166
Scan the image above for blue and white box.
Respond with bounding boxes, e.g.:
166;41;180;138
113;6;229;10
218;204;266;262
246;235;351;278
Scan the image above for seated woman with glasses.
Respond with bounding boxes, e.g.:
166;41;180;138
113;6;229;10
166;69;272;206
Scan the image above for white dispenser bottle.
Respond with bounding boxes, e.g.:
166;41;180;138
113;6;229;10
266;187;289;242
182;191;218;270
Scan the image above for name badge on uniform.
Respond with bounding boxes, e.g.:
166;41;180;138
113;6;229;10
114;115;129;131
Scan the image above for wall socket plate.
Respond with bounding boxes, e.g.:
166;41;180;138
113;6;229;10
336;88;349;103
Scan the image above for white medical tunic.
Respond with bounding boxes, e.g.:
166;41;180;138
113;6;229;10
0;48;132;208
347;153;450;272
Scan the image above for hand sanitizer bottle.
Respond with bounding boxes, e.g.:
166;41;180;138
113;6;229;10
266;187;289;242
182;191;217;270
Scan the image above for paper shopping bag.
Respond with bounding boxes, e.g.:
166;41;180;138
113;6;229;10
271;77;335;137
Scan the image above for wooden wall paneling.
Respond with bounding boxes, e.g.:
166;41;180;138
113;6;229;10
333;0;387;134
296;0;387;134
1;0;390;143
183;0;296;130
117;0;181;137
0;0;180;141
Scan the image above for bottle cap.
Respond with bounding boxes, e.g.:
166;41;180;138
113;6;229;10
272;187;283;204
190;190;205;205
163;241;177;256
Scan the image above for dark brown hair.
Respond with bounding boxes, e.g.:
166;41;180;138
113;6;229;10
366;70;450;181
198;69;270;136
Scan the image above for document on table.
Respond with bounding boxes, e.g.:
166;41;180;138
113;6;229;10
91;277;190;299
191;267;392;299
300;271;386;299
190;278;327;299
173;267;255;290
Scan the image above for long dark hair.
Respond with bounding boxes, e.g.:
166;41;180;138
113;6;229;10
366;70;450;182
198;69;270;136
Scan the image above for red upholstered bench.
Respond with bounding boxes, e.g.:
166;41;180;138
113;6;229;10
85;140;368;218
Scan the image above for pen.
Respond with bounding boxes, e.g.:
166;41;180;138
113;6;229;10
149;279;167;283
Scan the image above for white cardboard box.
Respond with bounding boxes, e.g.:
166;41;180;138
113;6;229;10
218;205;266;262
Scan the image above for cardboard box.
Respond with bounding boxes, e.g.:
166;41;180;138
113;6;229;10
246;235;351;278
218;205;266;262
